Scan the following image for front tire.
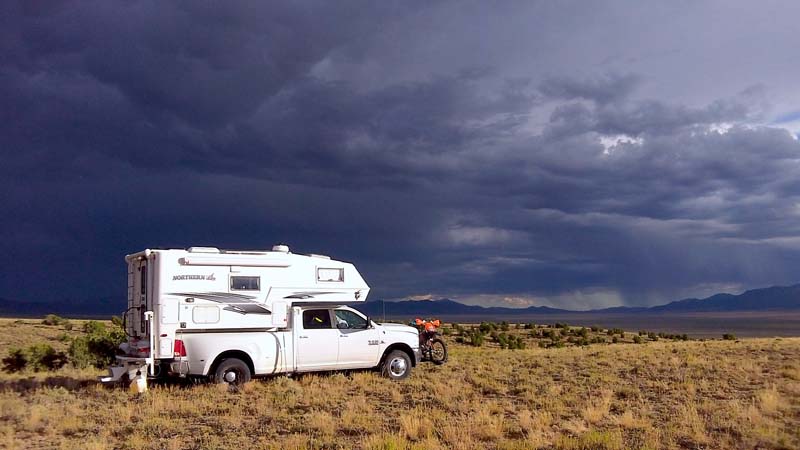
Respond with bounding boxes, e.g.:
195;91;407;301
430;338;448;365
381;350;412;380
212;358;251;386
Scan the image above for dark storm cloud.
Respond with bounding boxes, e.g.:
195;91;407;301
539;73;643;106
3;1;800;308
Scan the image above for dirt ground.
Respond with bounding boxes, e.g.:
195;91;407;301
0;318;798;449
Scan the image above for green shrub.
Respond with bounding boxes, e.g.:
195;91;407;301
479;322;496;333
27;343;68;371
42;314;67;326
633;335;643;344
722;333;736;341
69;320;126;368
63;321;73;331
612;336;619;344
68;337;93;369
544;329;559;340
468;331;485;347
494;332;518;349
2;348;28;373
82;320;106;334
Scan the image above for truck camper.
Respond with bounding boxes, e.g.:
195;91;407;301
101;245;420;386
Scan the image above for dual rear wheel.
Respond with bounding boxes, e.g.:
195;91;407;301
212;358;251;386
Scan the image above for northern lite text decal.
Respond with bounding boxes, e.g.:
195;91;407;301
173;273;216;281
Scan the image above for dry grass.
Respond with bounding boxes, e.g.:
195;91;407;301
0;319;799;449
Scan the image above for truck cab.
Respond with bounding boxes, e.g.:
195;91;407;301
295;305;420;373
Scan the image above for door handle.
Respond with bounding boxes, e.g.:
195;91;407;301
340;335;348;338
299;336;308;339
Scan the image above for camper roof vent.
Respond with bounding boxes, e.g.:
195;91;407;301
188;247;220;253
308;253;331;259
272;244;290;253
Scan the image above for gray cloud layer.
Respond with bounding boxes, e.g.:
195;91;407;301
3;1;800;308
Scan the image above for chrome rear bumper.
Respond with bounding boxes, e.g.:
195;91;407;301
98;356;148;384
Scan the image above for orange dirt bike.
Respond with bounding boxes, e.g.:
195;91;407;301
414;318;448;365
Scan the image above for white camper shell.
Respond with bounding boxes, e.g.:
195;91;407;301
101;246;421;385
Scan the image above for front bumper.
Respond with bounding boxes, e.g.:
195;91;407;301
413;347;422;365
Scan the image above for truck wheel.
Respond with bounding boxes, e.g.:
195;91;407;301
381;350;412;380
213;358;251;386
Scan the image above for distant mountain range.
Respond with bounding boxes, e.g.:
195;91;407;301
357;284;800;319
1;284;799;319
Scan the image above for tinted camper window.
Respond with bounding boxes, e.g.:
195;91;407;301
230;276;260;291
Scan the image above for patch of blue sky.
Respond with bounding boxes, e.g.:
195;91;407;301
772;110;800;124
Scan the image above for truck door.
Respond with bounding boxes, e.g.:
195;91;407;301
295;309;339;371
334;308;381;369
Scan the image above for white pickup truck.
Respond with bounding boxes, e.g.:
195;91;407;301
175;304;420;383
101;246;421;385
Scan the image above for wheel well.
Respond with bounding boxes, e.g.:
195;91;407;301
380;343;416;367
208;350;255;376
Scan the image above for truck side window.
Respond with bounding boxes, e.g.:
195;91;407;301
303;309;332;329
334;310;368;329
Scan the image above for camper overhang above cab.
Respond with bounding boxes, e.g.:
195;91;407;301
126;245;370;308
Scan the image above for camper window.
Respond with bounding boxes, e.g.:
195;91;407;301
317;268;344;282
230;276;260;291
303;309;332;329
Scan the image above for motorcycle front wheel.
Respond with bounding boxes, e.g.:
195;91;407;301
429;338;448;365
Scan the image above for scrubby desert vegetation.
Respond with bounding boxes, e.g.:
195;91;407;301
0;318;798;450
